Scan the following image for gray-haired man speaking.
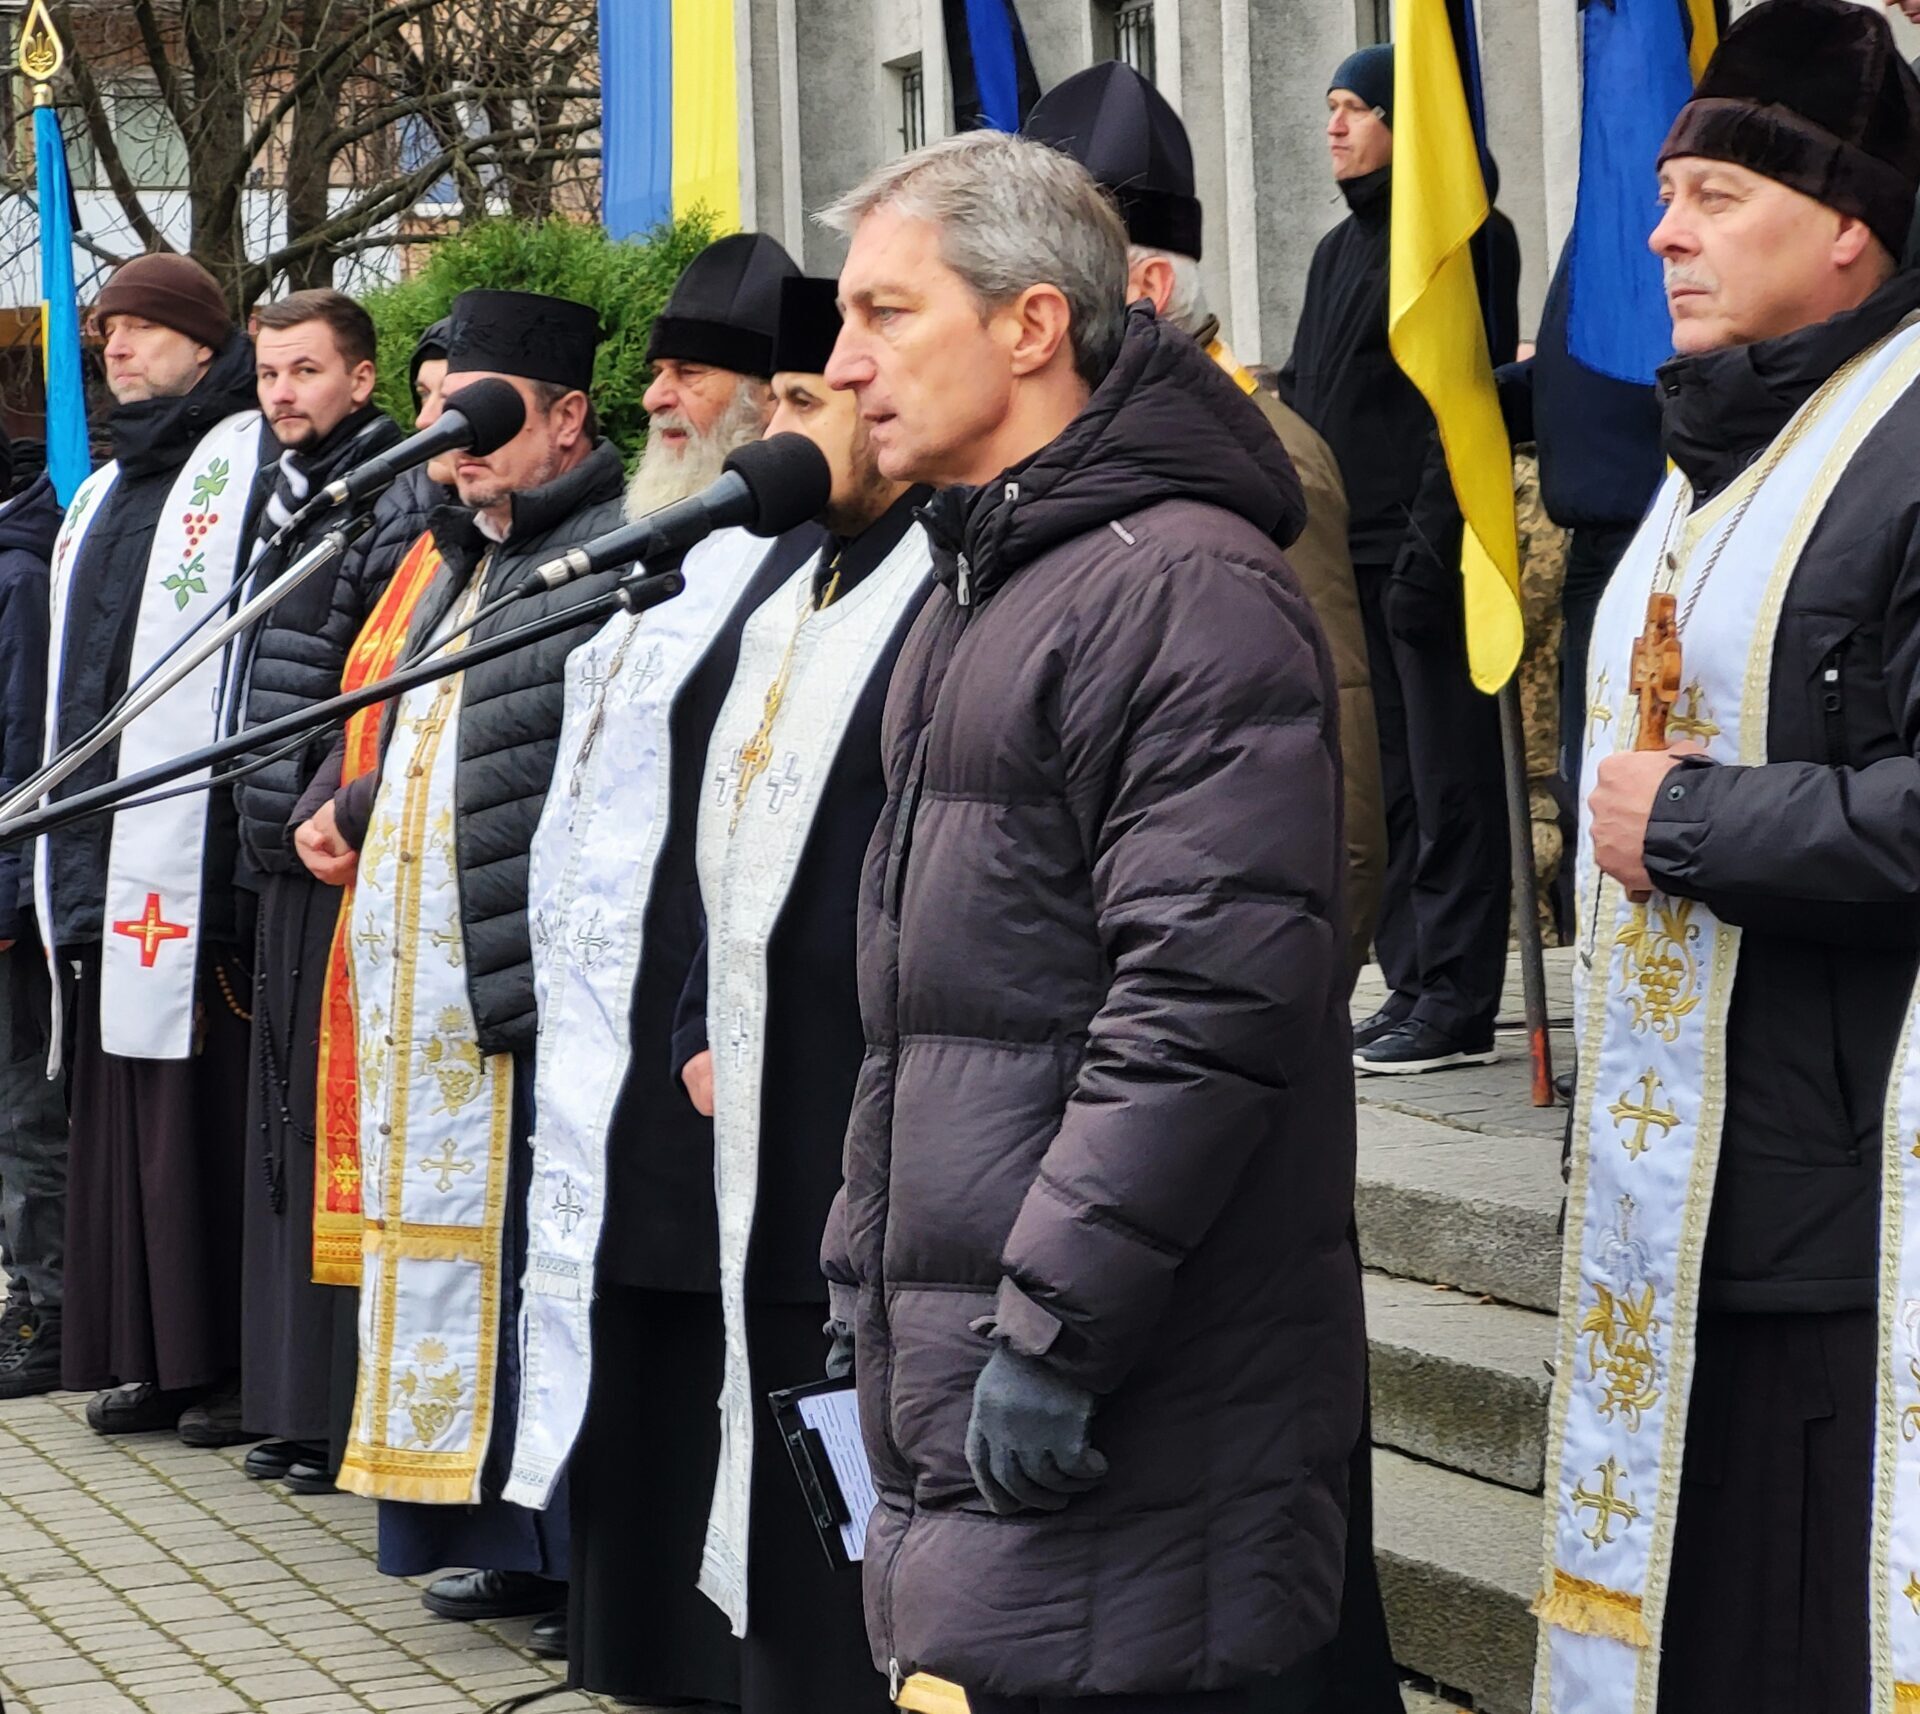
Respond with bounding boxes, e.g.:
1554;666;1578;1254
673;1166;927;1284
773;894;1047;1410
820;130;1364;1713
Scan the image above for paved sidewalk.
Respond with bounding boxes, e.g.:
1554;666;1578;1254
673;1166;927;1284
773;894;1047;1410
0;1390;618;1714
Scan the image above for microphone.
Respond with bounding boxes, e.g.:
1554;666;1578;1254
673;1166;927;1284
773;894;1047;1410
517;432;833;596
314;377;527;510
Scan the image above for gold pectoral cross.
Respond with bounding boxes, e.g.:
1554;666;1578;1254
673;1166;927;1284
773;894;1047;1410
1629;594;1682;753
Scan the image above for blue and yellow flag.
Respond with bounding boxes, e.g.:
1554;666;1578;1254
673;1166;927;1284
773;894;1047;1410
34;100;89;504
1565;0;1718;384
600;0;740;237
1389;0;1520;693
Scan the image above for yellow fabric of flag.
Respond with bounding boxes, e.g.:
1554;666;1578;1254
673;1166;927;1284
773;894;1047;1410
670;0;741;229
1684;0;1720;84
1387;0;1522;693
898;1674;970;1713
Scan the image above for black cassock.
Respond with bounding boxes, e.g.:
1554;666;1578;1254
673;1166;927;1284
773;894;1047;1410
571;494;927;1714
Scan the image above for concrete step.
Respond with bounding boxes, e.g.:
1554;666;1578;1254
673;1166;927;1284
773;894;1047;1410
1366;1274;1554;1493
1403;1693;1470;1714
1356;1105;1566;1313
1376;1450;1540;1714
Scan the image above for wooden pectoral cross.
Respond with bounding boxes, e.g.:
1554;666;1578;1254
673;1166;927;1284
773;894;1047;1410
1629;593;1682;753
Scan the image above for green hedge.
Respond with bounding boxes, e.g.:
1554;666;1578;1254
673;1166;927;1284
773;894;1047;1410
361;210;718;457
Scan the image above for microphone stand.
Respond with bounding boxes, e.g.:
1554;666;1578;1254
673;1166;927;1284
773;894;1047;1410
0;566;687;851
0;514;376;825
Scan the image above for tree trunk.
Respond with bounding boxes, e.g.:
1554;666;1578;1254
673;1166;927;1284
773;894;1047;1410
182;0;257;312
281;4;348;293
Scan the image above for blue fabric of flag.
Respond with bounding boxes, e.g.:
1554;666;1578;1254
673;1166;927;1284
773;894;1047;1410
601;0;672;238
962;0;1022;131
34;103;88;506
1566;0;1693;384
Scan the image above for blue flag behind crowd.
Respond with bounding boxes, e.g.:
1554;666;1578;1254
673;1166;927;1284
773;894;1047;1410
34;101;89;505
1565;0;1703;384
944;0;1040;132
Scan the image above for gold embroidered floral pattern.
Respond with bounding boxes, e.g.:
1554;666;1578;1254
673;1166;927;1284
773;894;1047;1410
422;1006;483;1113
1614;898;1703;1042
395;1337;464;1449
1581;1282;1661;1432
1667;682;1721;744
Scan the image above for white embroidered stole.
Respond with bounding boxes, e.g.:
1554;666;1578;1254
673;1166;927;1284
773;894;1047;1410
339;584;514;1506
35;411;263;1060
695;524;932;1633
1537;318;1920;1714
503;526;773;1508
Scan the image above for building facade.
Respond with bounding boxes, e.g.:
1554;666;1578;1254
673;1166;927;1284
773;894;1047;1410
736;0;1908;365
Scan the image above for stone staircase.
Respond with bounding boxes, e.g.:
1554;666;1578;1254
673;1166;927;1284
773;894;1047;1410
1353;953;1574;1714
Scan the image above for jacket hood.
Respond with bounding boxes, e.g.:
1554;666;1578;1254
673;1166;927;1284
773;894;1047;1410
1660;267;1920;499
0;472;62;557
922;305;1305;604
108;329;259;478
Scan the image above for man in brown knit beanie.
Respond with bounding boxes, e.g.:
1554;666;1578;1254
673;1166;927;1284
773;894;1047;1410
40;248;263;1449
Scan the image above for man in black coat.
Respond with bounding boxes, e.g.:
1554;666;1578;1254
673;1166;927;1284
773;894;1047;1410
0;457;70;1399
1551;5;1920;1705
822;129;1361;1712
43;254;267;1444
293;288;629;1626
1282;43;1521;1077
232;290;436;1495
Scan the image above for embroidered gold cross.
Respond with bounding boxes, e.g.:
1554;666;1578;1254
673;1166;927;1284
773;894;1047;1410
1572;1456;1640;1549
1667;682;1721;744
1608;1069;1678;1160
1905;1572;1920;1616
419;1141;474;1194
330;1154;362;1199
411;683;456;746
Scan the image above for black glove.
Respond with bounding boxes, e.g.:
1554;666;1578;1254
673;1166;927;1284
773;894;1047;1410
965;1343;1108;1516
824;1314;855;1381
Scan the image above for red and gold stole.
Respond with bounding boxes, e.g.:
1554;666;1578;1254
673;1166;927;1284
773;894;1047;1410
312;531;444;1286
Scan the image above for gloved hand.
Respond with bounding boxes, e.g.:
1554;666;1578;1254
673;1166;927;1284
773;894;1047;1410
824;1314;855;1381
965;1342;1108;1516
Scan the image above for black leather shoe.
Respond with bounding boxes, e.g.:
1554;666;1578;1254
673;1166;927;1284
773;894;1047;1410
1352;1002;1413;1049
527;1608;566;1659
86;1381;199;1435
283;1456;338;1495
177;1380;261;1449
244;1440;313;1481
0;1306;60;1400
421;1569;566;1622
1355;1020;1498;1076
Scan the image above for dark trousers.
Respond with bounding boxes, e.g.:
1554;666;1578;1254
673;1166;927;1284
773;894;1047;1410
1657;1307;1871;1714
1553;524;1637;930
0;946;67;1313
1357;562;1509;1040
62;944;250;1393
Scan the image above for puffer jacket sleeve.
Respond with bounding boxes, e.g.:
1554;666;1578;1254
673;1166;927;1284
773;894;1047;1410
993;543;1345;1397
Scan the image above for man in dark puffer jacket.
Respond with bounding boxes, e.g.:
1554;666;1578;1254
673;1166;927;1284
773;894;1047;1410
820;132;1363;1710
232;292;439;1494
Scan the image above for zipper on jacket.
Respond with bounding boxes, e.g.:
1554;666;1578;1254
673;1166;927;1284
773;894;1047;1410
1820;640;1850;766
955;552;972;607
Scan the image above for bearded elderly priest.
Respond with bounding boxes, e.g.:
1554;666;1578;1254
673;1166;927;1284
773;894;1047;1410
502;232;822;1676
1541;5;1920;1710
291;288;625;1626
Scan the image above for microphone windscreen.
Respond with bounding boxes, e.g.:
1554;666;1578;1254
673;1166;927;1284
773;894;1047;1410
450;377;528;455
724;434;833;536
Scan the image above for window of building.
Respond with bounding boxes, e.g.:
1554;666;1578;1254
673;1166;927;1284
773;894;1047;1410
397;113;459;210
1112;1;1156;82
892;55;926;156
63;78;187;191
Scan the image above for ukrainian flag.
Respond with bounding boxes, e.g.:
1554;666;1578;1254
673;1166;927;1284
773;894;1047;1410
1564;0;1718;384
34;98;89;504
600;0;741;237
1388;0;1520;693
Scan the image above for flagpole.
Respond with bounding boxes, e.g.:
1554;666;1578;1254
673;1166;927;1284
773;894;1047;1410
1497;676;1555;1106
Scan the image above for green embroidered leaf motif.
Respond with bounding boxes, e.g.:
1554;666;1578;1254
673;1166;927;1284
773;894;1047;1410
163;553;208;610
190;458;231;509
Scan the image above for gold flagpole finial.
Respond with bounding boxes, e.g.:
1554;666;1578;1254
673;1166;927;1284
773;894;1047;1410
18;0;65;107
